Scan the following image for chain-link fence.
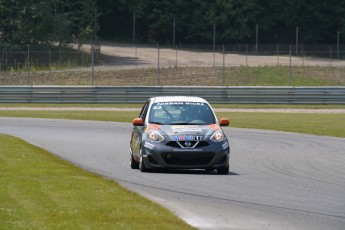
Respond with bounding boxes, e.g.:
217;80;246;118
0;44;100;70
1;43;345;86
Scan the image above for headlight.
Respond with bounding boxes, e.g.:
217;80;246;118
147;129;164;142
210;130;225;142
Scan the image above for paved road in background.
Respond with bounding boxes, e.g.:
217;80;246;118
1;117;344;230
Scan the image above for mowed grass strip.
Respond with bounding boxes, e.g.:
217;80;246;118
0;110;344;137
1;103;345;109
1;66;345;86
217;112;345;138
0;103;143;108
0;134;194;230
0;110;138;122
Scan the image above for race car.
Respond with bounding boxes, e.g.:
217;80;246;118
129;96;230;174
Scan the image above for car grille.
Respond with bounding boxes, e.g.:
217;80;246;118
161;152;215;165
166;141;209;148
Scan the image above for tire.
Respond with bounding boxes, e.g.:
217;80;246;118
139;150;148;172
217;165;229;175
130;150;139;169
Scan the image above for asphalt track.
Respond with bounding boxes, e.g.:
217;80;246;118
1;117;344;230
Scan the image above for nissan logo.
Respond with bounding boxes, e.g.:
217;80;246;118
185;141;192;147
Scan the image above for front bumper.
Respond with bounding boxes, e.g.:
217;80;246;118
141;140;230;170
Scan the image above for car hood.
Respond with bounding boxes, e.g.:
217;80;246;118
155;124;220;137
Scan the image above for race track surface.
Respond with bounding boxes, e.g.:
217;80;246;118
1;117;344;230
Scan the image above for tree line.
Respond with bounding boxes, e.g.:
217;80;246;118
99;0;345;44
1;0;344;45
0;0;97;45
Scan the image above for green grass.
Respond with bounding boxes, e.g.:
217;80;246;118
0;134;194;230
0;110;344;137
0;110;138;122
1;66;345;86
1;103;345;109
0;103;143;108
212;104;345;109
217;112;345;137
226;66;345;86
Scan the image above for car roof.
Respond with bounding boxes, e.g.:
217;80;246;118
150;96;208;104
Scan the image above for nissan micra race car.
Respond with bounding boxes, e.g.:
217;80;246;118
129;96;230;174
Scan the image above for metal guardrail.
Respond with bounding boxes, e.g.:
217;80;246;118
0;86;344;104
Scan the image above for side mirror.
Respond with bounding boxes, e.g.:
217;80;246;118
133;118;144;126
219;118;230;126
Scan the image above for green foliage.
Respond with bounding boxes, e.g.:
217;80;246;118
0;0;97;45
1;0;345;46
97;0;345;44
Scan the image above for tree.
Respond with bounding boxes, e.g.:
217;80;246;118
0;0;97;45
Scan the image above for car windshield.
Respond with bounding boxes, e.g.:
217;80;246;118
148;101;216;125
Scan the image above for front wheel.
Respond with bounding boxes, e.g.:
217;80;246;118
139;150;149;172
217;165;229;175
130;150;139;169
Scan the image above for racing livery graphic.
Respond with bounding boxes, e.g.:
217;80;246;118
129;96;230;174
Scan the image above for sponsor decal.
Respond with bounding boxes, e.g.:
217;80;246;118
152;105;162;110
171;125;202;132
173;148;203;152
185;102;205;106
173;135;202;141
157;102;205;106
144;142;155;150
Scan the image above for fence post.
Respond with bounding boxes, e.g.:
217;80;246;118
337;31;340;59
157;43;160;85
133;12;136;45
302;45;304;66
222;45;225;86
256;24;259;54
246;44;248;67
213;20;216;67
173;17;176;47
276;44;279;66
175;45;178;68
91;43;95;85
135;46;137;68
49;48;52;71
330;46;333;66
59;47;61;66
5;50;8;70
296;26;299;56
27;44;30;85
289;45;292;86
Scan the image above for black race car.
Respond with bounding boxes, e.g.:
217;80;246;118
129;96;230;174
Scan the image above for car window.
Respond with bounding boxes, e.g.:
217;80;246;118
139;101;149;120
148;102;216;125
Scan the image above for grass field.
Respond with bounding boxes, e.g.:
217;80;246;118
0;134;194;230
0;109;344;137
1;66;345;86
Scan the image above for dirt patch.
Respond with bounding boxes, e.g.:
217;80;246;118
96;42;345;68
